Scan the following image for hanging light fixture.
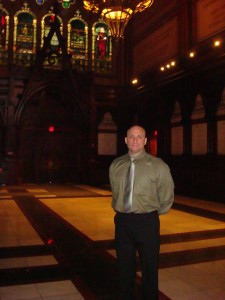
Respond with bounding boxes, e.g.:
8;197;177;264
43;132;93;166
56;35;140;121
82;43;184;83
83;0;154;38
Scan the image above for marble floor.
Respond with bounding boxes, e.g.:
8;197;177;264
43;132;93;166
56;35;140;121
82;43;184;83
0;184;224;299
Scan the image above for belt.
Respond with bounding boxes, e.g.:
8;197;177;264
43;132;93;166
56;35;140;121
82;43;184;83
116;210;157;215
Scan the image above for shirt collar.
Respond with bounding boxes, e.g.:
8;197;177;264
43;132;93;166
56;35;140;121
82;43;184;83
128;150;146;161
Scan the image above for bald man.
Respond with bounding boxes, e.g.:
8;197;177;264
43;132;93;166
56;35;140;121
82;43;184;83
109;125;174;300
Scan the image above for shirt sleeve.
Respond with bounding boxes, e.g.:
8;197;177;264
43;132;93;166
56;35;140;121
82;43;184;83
157;162;174;215
109;162;114;192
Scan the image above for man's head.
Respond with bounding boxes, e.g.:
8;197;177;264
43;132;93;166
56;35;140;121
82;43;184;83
125;125;147;157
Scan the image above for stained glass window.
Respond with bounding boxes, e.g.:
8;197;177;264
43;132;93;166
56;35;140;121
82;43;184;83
13;3;36;66
41;11;63;68
16;13;34;53
68;11;88;72
92;20;112;74
0;4;9;65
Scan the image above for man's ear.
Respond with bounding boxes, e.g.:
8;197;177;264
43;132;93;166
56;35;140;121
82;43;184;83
144;138;147;145
125;137;128;144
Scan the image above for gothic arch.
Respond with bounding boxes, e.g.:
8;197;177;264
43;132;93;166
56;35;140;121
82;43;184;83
0;3;9;53
15;81;88;184
92;19;112;74
67;10;88;72
13;2;37;65
15;79;87;129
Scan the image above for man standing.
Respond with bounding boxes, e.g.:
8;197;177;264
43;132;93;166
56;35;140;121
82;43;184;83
109;125;174;299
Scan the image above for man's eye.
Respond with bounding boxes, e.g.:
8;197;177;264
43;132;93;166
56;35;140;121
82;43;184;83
129;136;142;139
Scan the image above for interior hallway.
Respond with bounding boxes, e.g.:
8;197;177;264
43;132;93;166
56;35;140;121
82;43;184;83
0;184;224;300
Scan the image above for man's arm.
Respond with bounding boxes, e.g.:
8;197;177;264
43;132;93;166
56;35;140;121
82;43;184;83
157;162;174;215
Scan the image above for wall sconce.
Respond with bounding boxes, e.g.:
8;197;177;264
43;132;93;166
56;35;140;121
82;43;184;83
189;51;196;58
213;40;221;47
132;78;138;85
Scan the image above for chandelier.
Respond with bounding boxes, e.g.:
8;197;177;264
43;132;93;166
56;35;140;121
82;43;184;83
83;0;154;38
35;0;154;37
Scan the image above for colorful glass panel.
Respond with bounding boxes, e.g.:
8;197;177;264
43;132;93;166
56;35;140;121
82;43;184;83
43;15;61;52
14;4;37;67
0;5;8;65
92;21;112;74
0;11;6;49
68;12;88;72
70;20;85;58
16;13;34;53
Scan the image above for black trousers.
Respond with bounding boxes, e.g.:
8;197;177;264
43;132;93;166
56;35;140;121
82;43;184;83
114;211;160;300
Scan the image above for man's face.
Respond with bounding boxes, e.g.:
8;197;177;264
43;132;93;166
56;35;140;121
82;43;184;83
125;126;147;156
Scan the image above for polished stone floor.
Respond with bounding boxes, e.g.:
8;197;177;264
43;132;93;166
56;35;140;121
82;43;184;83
0;184;224;299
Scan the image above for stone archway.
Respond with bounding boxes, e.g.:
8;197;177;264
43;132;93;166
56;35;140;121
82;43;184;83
18;84;88;184
12;14;89;184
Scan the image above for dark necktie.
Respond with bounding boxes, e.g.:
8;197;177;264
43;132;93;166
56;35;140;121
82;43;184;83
123;158;135;212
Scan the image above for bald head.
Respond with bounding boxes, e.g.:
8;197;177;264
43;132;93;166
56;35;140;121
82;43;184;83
125;126;147;157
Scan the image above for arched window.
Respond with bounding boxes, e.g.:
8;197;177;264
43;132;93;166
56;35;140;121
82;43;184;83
68;10;88;73
41;10;63;68
13;2;36;66
92;20;112;74
0;3;9;65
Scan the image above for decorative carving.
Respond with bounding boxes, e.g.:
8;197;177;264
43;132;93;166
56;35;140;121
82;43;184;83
191;94;205;120
171;100;182;124
216;87;225;116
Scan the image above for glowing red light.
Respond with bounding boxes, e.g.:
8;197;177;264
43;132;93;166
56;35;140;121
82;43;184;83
154;130;158;136
48;126;55;133
47;238;54;245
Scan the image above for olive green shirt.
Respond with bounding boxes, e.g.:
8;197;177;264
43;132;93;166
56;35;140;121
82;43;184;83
109;150;174;214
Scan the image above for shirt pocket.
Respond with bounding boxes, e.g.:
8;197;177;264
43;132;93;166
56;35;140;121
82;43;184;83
135;174;157;199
